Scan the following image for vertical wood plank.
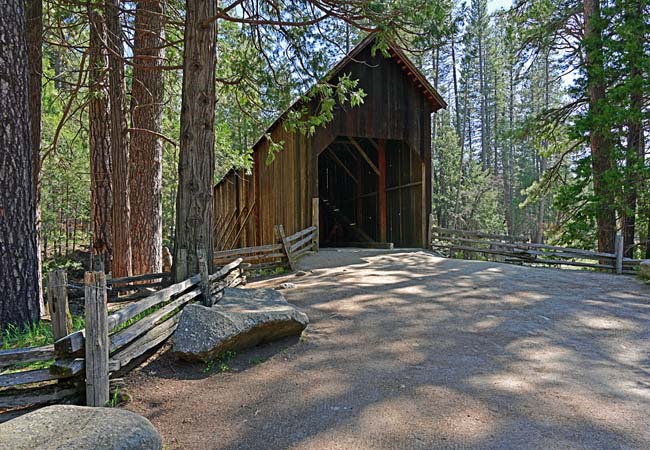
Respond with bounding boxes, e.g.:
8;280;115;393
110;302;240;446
312;197;319;251
423;163;428;248
47;270;72;340
378;139;387;242
84;271;109;407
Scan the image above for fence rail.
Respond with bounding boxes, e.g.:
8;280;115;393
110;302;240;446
1;225;319;420
0;259;245;421
431;226;641;275
213;224;318;272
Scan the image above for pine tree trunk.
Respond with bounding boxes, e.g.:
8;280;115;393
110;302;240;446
88;4;113;272
621;0;644;258
535;51;550;244
478;31;487;171
451;22;461;140
503;63;514;236
173;0;217;281
26;0;44;315
584;0;617;253
106;0;132;278
0;1;41;326
452;75;469;230
492;69;496;174
130;0;166;275
432;48;443;227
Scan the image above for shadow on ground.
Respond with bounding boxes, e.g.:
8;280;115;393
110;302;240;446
125;249;650;450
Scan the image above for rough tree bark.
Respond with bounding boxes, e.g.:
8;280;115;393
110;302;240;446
502;57;515;236
26;0;45;315
88;4;113;272
0;1;41;326
535;50;550;244
478;27;488;171
173;0;217;281
584;0;617;253
105;0;132;277
130;0;166;275
621;0;644;258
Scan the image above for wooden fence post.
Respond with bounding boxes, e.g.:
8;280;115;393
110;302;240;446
427;213;434;248
47;270;72;340
84;271;109;406
615;234;623;275
275;224;296;271
197;247;211;306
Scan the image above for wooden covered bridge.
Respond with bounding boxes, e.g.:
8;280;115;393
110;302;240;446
213;34;446;251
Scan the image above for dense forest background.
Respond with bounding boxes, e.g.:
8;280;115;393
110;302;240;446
1;0;648;325
36;0;649;258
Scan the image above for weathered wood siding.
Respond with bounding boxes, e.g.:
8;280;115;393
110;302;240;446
312;45;433;160
214;38;440;249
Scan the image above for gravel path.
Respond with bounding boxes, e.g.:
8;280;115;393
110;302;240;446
125;249;650;450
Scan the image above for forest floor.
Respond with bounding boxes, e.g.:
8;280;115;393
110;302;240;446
124;249;650;450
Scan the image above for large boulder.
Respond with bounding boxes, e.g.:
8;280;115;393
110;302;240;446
172;288;309;362
0;405;162;450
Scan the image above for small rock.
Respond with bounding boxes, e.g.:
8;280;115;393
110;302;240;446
639;260;650;280
277;282;296;290
294;271;308;277
0;405;162;450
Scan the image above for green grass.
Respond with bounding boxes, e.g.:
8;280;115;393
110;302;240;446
108;387;121;407
249;356;266;365
111;304;162;333
0;317;84;374
110;300;181;335
203;351;236;373
1;316;85;351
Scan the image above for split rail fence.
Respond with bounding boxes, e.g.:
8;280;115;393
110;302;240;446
431;226;642;275
0;259;245;422
213;224;318;272
0;223;319;421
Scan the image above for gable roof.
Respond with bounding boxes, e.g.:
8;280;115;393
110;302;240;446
216;33;446;186
327;33;447;111
266;34;446;137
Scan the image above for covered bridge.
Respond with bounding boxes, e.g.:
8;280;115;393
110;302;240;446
213;34;446;251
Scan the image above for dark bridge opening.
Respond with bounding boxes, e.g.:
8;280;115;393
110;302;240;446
318;136;425;248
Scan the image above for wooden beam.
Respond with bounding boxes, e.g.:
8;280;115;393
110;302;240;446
275;224;296;271
327;148;358;184
311;198;319;251
347;137;380;175
385;181;423;192
332;141;359;161
333;242;394;250
378;139;387;242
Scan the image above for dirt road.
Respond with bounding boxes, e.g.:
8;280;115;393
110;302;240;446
125;249;650;450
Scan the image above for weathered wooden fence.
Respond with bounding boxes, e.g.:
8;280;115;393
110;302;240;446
107;272;171;302
0;260;245;421
431;227;641;275
213;224;318;272
66;271;172;303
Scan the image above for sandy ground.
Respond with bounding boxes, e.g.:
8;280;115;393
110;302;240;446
125;249;650;450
